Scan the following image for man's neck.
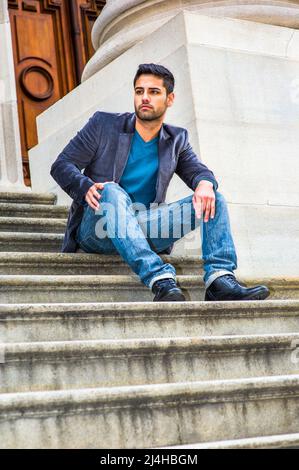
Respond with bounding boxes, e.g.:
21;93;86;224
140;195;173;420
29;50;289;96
135;117;163;143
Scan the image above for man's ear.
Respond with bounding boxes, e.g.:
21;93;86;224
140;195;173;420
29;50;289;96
167;92;175;108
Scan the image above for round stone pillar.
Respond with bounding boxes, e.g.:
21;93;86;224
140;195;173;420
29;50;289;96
0;0;28;192
82;0;299;81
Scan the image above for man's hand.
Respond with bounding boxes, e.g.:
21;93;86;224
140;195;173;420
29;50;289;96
85;182;113;210
192;180;215;222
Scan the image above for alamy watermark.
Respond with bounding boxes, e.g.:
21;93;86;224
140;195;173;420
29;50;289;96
92;199;201;242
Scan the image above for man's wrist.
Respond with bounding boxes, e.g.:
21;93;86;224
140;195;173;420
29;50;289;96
196;180;214;189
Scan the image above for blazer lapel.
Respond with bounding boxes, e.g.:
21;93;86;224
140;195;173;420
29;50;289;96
114;113;136;182
155;124;172;202
114;134;134;182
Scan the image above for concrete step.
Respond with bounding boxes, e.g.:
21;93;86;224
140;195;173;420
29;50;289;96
0;203;68;219
0;218;67;234
1;333;299;394
0;375;299;448
0;274;297;303
160;432;299;449
0;300;299;343
0;192;56;205
0;233;63;252
0;253;202;275
0;274;202;303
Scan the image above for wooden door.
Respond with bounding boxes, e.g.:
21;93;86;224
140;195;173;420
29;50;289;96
8;0;106;186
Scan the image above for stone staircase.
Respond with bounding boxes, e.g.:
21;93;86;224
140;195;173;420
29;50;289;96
0;192;299;449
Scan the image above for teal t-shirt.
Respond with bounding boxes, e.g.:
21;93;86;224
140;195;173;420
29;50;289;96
119;130;159;208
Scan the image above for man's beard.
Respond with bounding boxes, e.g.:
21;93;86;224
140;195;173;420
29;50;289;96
135;106;166;122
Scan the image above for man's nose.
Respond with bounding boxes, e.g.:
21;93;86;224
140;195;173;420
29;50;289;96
142;93;150;102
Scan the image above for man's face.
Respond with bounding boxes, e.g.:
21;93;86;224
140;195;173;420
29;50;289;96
134;74;174;122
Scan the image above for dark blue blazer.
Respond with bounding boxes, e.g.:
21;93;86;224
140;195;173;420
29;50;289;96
50;111;218;253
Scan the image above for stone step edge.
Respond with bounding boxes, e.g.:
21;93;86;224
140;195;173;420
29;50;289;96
3;333;299;361
0;203;68;212
0;252;202;267
0;274;202;287
0;232;63;241
158;432;299;449
0;254;298;287
0;217;67;225
0;275;298;288
0;192;56;205
0;374;299;417
0;299;298;319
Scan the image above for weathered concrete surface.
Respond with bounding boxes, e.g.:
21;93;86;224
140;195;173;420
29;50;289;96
0;217;67;233
0;203;68;219
0;300;299;343
1;375;299;448
0;274;297;303
0;190;299;448
1;333;299;394
0;192;56;205
0;253;202;275
0;232;63;252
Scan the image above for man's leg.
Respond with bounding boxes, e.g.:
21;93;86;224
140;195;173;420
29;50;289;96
76;184;269;300
136;190;237;285
201;192;238;287
76;182;176;289
198;192;269;300
79;189;231;277
137;191;269;301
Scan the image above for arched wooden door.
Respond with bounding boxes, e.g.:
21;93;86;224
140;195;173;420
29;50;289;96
8;0;106;186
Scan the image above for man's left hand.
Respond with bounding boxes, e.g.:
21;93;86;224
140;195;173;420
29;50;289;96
192;180;215;222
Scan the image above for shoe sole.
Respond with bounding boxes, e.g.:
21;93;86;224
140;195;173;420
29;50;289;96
154;292;186;302
242;289;271;301
205;289;271;302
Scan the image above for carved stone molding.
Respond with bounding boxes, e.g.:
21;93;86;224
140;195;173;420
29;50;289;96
82;0;299;81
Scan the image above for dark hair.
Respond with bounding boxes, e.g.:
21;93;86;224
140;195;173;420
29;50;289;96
133;63;175;94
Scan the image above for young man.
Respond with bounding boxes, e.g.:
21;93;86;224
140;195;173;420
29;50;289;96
51;63;270;302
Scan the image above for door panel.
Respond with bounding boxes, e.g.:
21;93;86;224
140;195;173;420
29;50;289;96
70;0;106;82
8;0;105;186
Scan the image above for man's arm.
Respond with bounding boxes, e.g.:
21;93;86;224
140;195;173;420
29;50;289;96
176;130;218;222
175;129;218;192
50;112;102;205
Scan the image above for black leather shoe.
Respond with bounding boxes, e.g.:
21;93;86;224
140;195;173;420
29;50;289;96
152;278;186;302
205;274;270;301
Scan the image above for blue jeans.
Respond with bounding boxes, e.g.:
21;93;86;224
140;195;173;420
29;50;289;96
76;182;237;289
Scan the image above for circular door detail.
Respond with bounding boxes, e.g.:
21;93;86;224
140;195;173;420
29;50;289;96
20;66;54;101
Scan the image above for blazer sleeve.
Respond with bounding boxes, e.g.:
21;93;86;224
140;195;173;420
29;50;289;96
50;111;102;205
175;129;218;192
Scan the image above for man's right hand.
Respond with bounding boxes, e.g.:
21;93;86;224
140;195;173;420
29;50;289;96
85;182;113;210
